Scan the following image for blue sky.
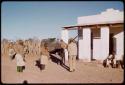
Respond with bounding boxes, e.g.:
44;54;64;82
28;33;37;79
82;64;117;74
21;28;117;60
1;1;123;40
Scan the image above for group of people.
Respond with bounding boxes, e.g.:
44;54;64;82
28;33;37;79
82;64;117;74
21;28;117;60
103;51;124;69
8;38;78;72
6;38;124;73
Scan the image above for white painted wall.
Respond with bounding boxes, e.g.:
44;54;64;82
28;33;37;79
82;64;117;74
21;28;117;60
114;31;124;60
78;29;84;59
78;39;84;59
61;29;69;60
100;26;109;61
93;39;101;59
92;27;109;61
110;26;123;60
79;28;91;62
92;29;101;60
61;29;69;44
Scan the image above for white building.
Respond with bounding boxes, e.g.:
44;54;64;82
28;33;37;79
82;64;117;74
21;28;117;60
61;8;124;62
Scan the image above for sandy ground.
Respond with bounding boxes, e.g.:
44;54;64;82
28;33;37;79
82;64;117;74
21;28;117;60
1;54;124;84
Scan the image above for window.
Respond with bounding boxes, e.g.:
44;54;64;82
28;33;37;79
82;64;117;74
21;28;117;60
78;29;83;39
92;28;101;39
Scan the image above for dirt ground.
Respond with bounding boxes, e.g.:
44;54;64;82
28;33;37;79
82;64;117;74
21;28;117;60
1;54;124;84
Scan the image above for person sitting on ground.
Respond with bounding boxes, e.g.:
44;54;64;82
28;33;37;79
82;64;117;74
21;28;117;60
114;54;124;69
103;52;115;68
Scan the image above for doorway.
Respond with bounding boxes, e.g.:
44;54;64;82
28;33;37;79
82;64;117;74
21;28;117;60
109;33;114;55
91;32;93;60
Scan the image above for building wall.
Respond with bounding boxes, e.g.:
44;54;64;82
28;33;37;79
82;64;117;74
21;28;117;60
100;27;109;60
77;26;123;61
78;28;91;62
78;27;110;61
112;27;124;59
92;27;110;61
61;29;69;44
92;29;101;60
61;29;69;60
115;32;124;58
93;38;101;59
78;39;84;59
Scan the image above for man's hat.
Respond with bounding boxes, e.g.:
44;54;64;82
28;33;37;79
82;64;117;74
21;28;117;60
69;38;74;43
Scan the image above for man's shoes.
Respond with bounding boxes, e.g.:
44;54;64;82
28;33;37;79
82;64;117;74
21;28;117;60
69;69;75;72
69;70;73;72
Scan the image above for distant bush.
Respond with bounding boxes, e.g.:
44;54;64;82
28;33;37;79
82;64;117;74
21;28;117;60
1;37;58;57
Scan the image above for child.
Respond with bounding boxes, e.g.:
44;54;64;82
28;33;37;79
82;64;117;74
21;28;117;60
40;42;50;71
15;53;25;72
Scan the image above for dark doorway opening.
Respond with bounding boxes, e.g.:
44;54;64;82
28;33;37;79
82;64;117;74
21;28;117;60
76;41;79;60
109;33;114;55
91;32;93;61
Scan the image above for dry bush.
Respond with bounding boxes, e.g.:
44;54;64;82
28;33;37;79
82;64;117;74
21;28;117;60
1;38;58;58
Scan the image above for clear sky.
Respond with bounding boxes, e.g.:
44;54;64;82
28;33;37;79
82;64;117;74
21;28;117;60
1;1;123;40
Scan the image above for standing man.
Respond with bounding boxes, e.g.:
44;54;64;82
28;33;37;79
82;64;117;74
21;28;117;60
67;38;77;72
60;39;67;65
